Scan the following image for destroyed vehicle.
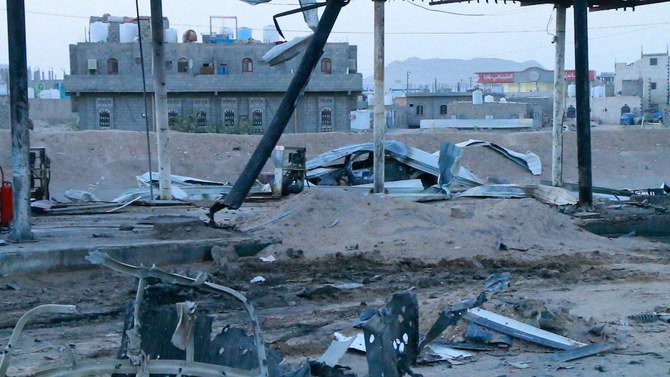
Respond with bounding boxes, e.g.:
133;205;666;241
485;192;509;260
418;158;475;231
305;141;439;188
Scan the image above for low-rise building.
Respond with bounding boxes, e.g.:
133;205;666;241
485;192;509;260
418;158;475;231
64;15;363;133
614;52;669;113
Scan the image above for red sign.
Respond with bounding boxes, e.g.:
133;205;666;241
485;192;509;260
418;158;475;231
478;72;514;83
564;70;596;81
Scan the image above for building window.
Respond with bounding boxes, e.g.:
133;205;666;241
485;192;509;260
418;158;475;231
440;104;447;115
107;58;118;75
165;60;173;71
196;110;207;128
650;58;658;66
650;82;657;90
242;58;253;73
320;108;333;132
200;63;214;75
168;110;179;127
177;58;189;73
251;109;263;134
224;110;235;128
219;63;229;75
416;105;424;116
99;110;111;128
321;58;332;74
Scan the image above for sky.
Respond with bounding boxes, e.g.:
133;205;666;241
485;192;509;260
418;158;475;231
0;0;669;79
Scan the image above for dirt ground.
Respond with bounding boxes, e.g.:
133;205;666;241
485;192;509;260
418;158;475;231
1;126;670;376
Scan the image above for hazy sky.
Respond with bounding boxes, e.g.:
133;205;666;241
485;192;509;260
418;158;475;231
0;0;669;78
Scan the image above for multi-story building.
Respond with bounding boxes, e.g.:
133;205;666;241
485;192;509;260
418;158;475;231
476;66;596;96
64;15;363;133
614;52;669;113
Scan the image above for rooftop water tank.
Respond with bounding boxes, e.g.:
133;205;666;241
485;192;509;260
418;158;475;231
263;25;281;44
238;27;252;40
567;84;576;98
484;94;494;103
384;94;393;106
119;23;138;43
499;97;507;103
164;28;178;43
90;21;109;43
472;90;484;105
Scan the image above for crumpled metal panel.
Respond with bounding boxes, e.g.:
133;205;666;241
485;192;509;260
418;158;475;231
455;139;542;176
355;290;419;377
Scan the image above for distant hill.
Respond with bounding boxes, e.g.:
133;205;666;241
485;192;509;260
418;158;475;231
363;57;544;91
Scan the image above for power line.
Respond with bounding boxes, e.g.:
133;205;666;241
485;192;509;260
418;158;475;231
6;7;668;36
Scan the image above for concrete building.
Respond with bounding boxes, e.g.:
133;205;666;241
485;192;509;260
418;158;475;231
614;52;669;113
476;66;596;96
64;15;363;133
405;92;472;128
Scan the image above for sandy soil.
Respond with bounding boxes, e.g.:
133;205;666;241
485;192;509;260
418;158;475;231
0;126;668;200
1;126;670;376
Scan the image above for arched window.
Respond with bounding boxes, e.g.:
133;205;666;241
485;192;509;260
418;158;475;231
99;110;111;128
320;108;333;132
416;105;424;116
251;109;263;134
168;110;179;127
321;58;332;74
439;104;447;115
224;110;235;128
196;110;207;127
177;58;189;73
107;58;118;75
242;58;253;73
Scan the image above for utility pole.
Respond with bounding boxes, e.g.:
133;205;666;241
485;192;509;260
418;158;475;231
7;0;33;242
406;71;410;93
373;0;385;194
150;0;172;200
551;5;566;187
573;0;593;206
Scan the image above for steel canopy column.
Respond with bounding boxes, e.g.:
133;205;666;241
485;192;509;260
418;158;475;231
551;5;566;187
210;0;347;217
373;0;385;194
573;0;592;206
6;0;33;242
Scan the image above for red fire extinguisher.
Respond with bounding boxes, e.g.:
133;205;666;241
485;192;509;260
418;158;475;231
0;166;12;227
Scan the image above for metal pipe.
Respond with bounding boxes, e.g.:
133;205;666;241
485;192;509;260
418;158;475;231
573;0;593;206
6;0;33;242
373;0;385;194
150;0;173;200
551;5;567;187
210;0;348;216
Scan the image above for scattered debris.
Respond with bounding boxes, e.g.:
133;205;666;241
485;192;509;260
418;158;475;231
483;272;511;293
259;255;276;263
64;189;99;203
550;342;615;362
506;361;531;369
298;283;364;300
628;311;666;323
463;308;585;350
250;276;266;284
2;281;20;290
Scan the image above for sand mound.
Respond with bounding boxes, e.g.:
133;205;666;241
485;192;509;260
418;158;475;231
235;188;615;262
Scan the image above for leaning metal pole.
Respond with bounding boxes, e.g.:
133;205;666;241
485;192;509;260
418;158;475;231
551;5;566;187
209;0;348;219
150;0;173;200
6;0;33;242
573;0;593;206
372;0;385;194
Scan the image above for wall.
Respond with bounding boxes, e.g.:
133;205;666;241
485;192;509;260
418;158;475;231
565;95;641;125
447;101;531;120
0;97;74;129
